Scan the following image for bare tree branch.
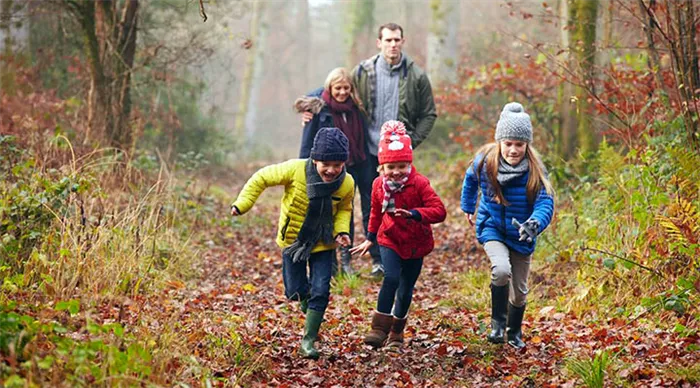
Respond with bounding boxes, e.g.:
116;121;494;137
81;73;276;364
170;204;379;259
199;0;207;22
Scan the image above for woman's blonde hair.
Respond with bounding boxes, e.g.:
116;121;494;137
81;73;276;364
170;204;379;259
324;67;367;116
473;142;554;205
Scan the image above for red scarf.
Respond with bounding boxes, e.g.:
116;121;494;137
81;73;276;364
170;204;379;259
321;89;366;166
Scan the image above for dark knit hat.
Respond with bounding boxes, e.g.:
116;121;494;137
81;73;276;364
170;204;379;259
495;102;533;143
310;127;349;162
378;120;413;164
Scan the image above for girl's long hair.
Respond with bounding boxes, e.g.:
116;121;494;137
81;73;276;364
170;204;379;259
473;142;554;205
324;67;367;117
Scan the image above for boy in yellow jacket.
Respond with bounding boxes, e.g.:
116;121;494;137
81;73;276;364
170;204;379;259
231;127;354;359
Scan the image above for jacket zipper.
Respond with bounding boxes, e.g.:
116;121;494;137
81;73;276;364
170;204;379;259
281;216;291;240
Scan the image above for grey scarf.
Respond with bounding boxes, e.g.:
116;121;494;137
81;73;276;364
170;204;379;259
283;159;345;263
497;157;529;186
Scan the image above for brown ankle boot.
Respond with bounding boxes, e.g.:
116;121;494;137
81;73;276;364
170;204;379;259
387;316;408;348
364;311;393;348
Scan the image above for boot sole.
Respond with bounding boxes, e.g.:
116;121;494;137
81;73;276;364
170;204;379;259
487;336;505;344
301;353;320;360
364;339;386;348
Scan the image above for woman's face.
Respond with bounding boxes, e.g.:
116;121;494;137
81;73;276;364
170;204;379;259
499;139;528;165
330;80;352;103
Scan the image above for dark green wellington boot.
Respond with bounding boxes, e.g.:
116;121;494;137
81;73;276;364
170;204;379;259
506;302;526;349
487;284;508;344
300;297;308;314
300;309;324;359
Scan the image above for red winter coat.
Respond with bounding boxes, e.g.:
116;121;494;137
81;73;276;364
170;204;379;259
368;167;446;259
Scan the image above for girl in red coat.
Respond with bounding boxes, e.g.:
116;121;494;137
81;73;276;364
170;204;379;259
350;120;446;349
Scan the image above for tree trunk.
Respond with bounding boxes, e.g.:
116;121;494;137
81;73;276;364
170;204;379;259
571;0;599;155
234;0;264;139
638;0;670;106
1;0;13;55
674;0;700;146
558;0;577;158
427;0;459;85
244;0;268;140
345;0;374;67
299;0;310;90
70;0;138;151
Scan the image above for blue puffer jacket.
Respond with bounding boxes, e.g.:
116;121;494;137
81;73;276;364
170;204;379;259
460;154;554;255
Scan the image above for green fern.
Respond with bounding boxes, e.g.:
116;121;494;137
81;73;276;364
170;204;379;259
566;350;613;388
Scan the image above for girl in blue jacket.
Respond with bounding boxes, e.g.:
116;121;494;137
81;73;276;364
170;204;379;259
460;102;554;349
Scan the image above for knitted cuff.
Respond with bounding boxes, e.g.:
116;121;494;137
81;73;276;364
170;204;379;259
409;210;422;221
367;232;378;244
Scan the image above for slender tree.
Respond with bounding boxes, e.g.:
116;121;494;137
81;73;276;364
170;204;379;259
569;0;599;155
427;0;459;85
638;0;700;148
557;0;577;158
63;0;139;151
346;0;374;67
234;0;265;139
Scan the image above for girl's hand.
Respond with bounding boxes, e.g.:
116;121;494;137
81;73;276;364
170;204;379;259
393;208;412;218
349;240;372;257
465;213;474;226
335;234;351;247
231;206;240;216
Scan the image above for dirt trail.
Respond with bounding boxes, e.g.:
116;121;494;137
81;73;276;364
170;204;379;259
185;199;699;387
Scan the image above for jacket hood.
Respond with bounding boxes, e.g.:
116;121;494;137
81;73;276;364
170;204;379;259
294;96;325;114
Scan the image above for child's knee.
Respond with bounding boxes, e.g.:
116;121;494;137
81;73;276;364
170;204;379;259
491;267;511;286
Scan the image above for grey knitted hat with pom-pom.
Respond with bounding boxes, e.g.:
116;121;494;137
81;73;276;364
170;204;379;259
495;102;533;143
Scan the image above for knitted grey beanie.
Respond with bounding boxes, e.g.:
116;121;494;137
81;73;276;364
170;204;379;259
495;102;533;143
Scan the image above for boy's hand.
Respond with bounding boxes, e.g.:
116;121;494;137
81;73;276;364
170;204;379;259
393;208;412;218
349;240;372;257
465;213;474;226
301;111;313;125
230;206;240;216
335;234;351;247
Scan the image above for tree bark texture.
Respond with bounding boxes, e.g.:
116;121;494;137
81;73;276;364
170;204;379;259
69;0;139;151
570;0;599;155
234;0;264;139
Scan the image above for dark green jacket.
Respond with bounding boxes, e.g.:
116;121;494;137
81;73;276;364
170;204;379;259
352;53;437;148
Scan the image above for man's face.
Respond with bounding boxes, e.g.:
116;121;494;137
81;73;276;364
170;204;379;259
376;28;404;65
314;160;345;182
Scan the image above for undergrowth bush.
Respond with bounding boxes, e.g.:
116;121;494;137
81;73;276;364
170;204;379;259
538;119;700;318
0;135;226;302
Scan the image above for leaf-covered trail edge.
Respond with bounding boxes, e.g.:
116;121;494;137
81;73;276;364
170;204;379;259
161;189;700;387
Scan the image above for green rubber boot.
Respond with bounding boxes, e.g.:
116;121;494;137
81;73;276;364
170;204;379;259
300;297;308;314
300;309;324;359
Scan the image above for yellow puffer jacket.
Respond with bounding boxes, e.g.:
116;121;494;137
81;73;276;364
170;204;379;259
232;159;355;253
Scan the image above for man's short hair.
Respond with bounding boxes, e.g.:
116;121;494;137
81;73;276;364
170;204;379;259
378;23;403;39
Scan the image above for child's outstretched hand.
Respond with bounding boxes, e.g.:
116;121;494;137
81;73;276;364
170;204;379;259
230;206;241;216
393;208;413;218
465;213;474;226
350;240;372;257
335;234;351;247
